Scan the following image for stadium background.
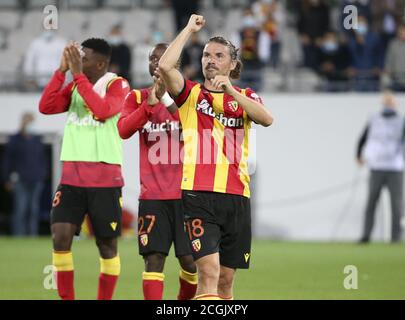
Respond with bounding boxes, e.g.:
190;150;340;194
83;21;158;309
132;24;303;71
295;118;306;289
0;0;404;300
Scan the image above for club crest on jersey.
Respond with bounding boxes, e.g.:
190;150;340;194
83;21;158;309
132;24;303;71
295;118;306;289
196;99;243;128
228;101;239;112
192;239;201;252
140;234;148;246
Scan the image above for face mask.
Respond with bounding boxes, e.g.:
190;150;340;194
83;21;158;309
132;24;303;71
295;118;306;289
356;23;368;36
242;16;257;29
25;123;35;135
152;31;163;44
322;40;338;53
108;35;122;46
42;30;55;41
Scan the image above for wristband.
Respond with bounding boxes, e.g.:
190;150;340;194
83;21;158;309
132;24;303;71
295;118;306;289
160;92;174;107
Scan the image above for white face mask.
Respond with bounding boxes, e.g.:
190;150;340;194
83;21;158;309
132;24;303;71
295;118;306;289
108;35;122;46
356;23;368;36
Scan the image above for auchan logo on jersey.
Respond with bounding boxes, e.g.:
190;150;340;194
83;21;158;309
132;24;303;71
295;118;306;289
196;99;244;128
141;119;181;134
66;112;104;127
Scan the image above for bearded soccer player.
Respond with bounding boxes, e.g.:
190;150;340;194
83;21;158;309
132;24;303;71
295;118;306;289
117;43;197;300
39;38;130;300
159;15;273;300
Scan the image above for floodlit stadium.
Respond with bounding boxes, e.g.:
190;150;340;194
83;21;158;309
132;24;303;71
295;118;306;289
0;0;405;301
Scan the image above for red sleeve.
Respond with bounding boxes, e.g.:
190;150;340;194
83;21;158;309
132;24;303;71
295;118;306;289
244;88;264;104
117;90;155;139
39;70;74;114
169;109;180;121
174;78;197;107
73;74;130;121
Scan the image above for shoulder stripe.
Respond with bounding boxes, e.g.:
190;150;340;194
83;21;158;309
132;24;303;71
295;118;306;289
133;89;142;104
107;76;123;89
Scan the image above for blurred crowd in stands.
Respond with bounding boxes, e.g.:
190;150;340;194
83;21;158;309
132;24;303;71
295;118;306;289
1;0;405;92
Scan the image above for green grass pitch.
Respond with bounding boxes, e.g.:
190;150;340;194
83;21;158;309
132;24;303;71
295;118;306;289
0;237;404;300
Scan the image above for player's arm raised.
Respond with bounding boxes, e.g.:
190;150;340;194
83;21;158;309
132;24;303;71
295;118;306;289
158;14;205;96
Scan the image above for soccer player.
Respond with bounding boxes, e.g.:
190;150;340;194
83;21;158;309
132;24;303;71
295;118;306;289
117;43;197;300
39;38;130;300
158;15;273;300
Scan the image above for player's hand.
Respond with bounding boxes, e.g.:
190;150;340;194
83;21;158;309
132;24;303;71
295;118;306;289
154;77;166;100
147;85;160;106
186;14;205;33
210;75;235;95
66;44;83;75
59;47;69;73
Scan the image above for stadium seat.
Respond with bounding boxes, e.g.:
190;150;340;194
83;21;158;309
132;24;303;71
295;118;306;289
87;10;122;39
199;8;223;35
58;10;88;40
103;0;138;9
141;0;164;9
21;10;47;36
0;11;20;32
65;0;98;10
27;0;58;9
154;9;175;41
131;42;154;87
122;9;154;45
0;0;20;9
223;8;243;36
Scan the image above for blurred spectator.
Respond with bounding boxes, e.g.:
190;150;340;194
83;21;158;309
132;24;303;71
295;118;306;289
261;0;287;68
182;33;204;82
297;0;330;70
2;112;47;236
385;23;405;91
232;7;271;92
341;0;372;36
317;31;352;91
23;30;66;90
347;15;383;91
170;0;200;32
357;91;404;244
108;24;132;85
371;0;405;60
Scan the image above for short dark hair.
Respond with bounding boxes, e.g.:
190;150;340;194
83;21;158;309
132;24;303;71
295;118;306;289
81;38;112;59
207;36;243;79
151;42;181;69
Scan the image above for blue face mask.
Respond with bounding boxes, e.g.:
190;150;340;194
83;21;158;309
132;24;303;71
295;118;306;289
25;123;35;135
152;31;163;44
322;40;338;53
356;23;368;36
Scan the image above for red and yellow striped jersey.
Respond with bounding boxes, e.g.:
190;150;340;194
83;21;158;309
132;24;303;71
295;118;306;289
175;79;263;198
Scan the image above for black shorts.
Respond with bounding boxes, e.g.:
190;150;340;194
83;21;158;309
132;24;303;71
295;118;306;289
138;199;192;258
50;184;122;238
182;190;251;269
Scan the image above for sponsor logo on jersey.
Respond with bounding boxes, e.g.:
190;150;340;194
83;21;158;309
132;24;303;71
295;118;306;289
196;99;243;128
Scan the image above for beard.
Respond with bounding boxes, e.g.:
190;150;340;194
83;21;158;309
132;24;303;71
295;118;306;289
204;67;219;80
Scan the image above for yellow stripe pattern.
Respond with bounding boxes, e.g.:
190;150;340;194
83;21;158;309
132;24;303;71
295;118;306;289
52;251;74;272
100;255;121;276
142;272;165;281
179;268;198;285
